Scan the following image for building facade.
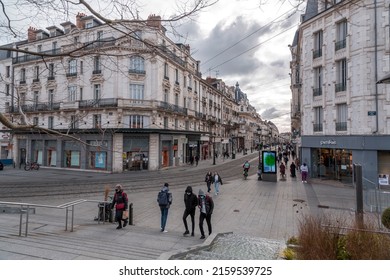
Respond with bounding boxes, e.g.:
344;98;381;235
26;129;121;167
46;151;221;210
0;13;278;172
290;0;390;186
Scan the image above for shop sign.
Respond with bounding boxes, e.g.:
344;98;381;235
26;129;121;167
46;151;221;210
379;174;389;185
320;140;336;146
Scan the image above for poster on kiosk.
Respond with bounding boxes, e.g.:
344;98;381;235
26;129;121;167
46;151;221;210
262;150;277;174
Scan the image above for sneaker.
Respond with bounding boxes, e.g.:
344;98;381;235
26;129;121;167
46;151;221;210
304;181;307;183
116;225;122;229
183;230;190;236
200;235;205;239
163;230;168;233
123;220;128;227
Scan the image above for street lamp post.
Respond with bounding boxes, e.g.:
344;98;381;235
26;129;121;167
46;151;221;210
213;134;216;165
257;127;262;180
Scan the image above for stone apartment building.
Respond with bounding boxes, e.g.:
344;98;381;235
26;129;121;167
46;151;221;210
290;0;390;185
0;13;271;172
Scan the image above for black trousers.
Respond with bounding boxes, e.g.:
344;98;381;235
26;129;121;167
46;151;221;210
199;212;212;236
183;209;195;233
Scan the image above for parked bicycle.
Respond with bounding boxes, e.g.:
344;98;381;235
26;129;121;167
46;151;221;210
24;161;40;171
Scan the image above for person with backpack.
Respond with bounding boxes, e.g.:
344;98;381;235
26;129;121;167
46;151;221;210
182;186;198;236
110;184;128;229
157;183;172;233
198;189;214;239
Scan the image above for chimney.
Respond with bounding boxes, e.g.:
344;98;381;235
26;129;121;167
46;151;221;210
76;12;86;29
146;14;162;30
28;27;37;42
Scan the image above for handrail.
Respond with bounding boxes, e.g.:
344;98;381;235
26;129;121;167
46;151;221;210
0;199;112;237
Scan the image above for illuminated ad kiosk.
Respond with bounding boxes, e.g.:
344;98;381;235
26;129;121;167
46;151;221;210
262;150;277;182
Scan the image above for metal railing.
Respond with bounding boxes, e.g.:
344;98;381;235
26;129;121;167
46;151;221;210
0;199;116;237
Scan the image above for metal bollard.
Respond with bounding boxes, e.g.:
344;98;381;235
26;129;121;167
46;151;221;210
129;203;133;225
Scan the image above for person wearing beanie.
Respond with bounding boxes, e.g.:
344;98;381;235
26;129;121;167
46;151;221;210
183;186;198;236
157;183;172;232
197;189;214;239
110;184;128;229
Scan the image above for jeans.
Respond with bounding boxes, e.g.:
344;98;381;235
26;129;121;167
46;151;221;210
199;212;212;237
214;182;220;194
183;209;195;233
160;207;169;231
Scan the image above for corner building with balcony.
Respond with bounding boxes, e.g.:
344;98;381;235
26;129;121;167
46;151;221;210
1;13;269;172
291;0;390;185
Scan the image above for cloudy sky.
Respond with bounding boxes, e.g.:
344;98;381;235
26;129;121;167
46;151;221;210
1;0;306;132
139;0;306;132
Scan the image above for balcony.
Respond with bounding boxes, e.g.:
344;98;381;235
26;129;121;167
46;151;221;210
157;101;187;115
128;69;146;75
313;49;322;59
335;39;346;51
79;98;118;109
92;69;102;75
12;48;62;64
33;78;40;83
335;83;346;92
47;76;55;81
11;102;61;113
336;122;347;131
66;72;77;77
313;87;322;97
19;80;26;85
313;123;323;132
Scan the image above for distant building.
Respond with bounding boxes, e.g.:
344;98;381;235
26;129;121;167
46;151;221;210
0;13;272;172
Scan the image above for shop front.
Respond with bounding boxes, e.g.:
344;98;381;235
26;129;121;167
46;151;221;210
301;135;390;187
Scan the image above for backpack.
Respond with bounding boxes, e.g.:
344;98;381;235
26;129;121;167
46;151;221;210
158;191;169;206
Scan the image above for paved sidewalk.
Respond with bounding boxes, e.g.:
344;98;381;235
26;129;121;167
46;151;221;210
0;152;358;260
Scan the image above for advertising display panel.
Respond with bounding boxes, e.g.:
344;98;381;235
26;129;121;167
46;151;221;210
262;150;277;174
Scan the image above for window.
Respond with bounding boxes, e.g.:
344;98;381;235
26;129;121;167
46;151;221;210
313;30;323;58
6;66;10;78
68;85;77;101
164;89;169;103
335;20;347;51
336;103;347;131
37;45;42;53
19;92;26;106
48;116;54;129
33;117;39;126
130;84;144;100
129;56;145;74
313;67;322;96
70;115;79;129
175;119;178;129
188;75;192;89
335;59;347;92
163;117;168;129
175;94;179;106
93;56;101;74
48;63;55;79
68;59;77;76
48;90;54;106
52;41;57;54
5;84;10;96
89;151;107;169
164;63;169;79
128;115;150;128
183;97;187;109
20;68;26;83
94;84;101;100
97;31;103;40
93;114;102;128
132;30;143;47
79;87;83;100
80;61;83;74
313;106;323;132
33;91;39;107
175;69;179;84
74;36;79;43
34;66;39;81
86;22;93;29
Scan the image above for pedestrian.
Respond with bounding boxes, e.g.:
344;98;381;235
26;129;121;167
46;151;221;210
198;189;214;239
300;163;309;183
183;186;198;236
213;172;223;195
195;155;199;166
204;171;213;193
290;161;296;177
279;162;286;179
157;183;172;232
110;184;128;229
